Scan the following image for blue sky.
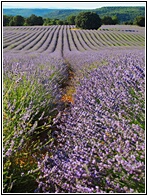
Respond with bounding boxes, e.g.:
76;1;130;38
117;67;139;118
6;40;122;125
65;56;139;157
2;1;146;9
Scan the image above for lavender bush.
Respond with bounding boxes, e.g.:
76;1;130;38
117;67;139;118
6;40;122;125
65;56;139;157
3;52;69;192
37;50;145;193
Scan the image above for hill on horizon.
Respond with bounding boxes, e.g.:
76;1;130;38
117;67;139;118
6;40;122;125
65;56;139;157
3;6;145;24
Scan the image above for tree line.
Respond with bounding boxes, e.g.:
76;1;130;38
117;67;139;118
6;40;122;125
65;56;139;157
3;12;145;28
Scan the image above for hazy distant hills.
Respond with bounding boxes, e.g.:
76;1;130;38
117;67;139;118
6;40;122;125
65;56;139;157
3;8;84;18
3;6;145;23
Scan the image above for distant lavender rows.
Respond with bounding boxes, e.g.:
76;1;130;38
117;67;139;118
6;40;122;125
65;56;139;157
36;49;145;193
3;25;145;55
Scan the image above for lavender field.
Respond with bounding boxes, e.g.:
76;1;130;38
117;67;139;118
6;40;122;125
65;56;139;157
3;25;144;54
3;25;145;193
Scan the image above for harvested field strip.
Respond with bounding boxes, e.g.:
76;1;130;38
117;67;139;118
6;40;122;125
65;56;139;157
104;32;129;46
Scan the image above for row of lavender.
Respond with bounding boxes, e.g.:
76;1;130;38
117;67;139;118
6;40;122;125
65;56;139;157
3;51;70;192
3;25;145;54
36;49;145;193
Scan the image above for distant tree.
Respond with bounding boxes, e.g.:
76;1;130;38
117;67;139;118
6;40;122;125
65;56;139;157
26;14;36;25
112;16;119;25
57;20;64;25
26;14;43;26
50;19;57;25
36;16;44;25
67;15;76;25
8;16;16;26
13;15;25;26
9;19;15;26
43;18;51;26
3;15;10;26
102;16;113;25
63;20;69;25
134;16;145;27
123;20;133;25
75;12;102;30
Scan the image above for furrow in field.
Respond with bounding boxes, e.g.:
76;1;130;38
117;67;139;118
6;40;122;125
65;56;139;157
30;27;54;51
66;27;79;51
3;27;43;45
63;26;71;52
103;32;128;46
73;30;90;50
3;32;20;41
21;28;49;51
100;32;120;47
45;25;61;53
111;32;141;46
131;34;145;44
4;32;26;42
78;30;98;50
3;28;29;40
52;25;64;56
13;29;46;50
82;30;100;49
95;31;115;47
112;32;139;46
4;31;38;51
120;33;144;46
86;30;104;49
90;31;107;47
3;32;33;48
75;30;95;51
36;26;57;52
71;30;86;51
87;30;105;48
125;33;144;45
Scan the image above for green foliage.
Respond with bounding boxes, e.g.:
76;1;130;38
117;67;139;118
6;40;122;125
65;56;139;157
67;15;76;25
25;14;43;26
43;18;65;25
9;20;15;26
102;16;113;25
112;15;119;24
13;15;25;26
75;12;102;30
102;15;119;25
57;20;64;25
134;16;145;27
3;15;11;26
95;6;145;24
123;20;133;25
50;19;57;25
43;18;51;26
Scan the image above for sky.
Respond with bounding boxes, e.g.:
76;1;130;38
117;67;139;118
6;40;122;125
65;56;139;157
2;1;146;9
